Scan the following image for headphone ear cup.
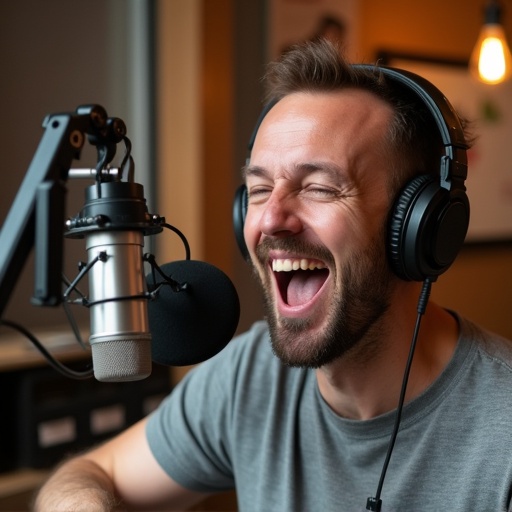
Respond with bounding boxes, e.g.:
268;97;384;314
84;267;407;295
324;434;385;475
233;185;250;260
388;174;469;281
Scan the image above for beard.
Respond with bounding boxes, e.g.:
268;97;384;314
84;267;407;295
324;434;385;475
252;234;394;369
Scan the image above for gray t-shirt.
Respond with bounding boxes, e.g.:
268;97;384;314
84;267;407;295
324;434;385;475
146;315;512;511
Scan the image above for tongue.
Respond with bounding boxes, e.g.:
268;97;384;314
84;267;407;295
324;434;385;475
286;270;327;307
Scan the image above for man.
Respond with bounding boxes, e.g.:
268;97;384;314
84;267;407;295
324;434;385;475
35;40;512;511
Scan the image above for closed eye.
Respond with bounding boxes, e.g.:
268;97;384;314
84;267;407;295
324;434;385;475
247;186;272;204
303;186;340;198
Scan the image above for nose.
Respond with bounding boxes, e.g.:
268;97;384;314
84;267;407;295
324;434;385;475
258;189;303;238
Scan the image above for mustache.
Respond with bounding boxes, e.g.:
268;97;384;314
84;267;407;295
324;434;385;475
254;238;335;266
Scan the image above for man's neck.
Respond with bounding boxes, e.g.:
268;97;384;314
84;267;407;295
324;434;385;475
315;294;459;421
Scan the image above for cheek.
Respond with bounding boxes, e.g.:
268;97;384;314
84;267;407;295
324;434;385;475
341;197;389;246
325;208;386;273
317;206;356;250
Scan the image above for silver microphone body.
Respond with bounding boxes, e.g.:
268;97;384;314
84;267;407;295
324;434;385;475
86;230;151;382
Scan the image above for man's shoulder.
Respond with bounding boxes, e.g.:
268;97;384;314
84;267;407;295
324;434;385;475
460;315;512;369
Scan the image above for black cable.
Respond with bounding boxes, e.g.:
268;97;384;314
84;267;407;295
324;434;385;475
162;222;191;260
119;136;132;180
0;319;93;380
366;278;433;511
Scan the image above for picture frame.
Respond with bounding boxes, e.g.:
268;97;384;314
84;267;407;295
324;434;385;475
378;50;512;244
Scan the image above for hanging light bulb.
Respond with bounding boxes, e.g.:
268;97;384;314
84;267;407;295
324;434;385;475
470;0;512;84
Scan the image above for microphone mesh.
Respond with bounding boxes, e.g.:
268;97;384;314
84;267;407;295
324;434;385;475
91;335;152;382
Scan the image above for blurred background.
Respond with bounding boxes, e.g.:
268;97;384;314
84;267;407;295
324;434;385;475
0;0;511;509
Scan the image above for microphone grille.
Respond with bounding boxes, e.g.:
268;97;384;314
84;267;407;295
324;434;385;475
90;334;152;382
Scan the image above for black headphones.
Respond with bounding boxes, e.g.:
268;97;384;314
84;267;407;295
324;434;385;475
233;65;470;282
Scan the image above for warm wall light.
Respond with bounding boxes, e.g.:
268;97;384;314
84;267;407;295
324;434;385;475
470;0;512;84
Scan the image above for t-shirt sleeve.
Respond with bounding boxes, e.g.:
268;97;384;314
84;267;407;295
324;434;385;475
145;321;269;492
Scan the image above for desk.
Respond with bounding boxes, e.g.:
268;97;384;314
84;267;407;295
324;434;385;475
0;328;83;508
0;469;49;509
0;327;90;373
0;327;171;510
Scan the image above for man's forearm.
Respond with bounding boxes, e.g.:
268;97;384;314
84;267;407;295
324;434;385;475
34;457;122;512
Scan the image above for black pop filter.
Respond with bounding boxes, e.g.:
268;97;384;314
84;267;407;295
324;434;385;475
147;260;240;366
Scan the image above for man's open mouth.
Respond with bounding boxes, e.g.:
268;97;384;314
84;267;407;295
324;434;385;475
272;258;329;307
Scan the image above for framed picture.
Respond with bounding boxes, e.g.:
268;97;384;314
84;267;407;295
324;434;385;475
378;50;512;243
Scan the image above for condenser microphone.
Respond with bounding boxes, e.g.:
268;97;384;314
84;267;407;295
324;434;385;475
67;180;240;381
147;260;240;367
66;179;162;382
85;229;151;382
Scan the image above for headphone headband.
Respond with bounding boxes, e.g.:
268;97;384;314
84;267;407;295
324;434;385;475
353;65;468;187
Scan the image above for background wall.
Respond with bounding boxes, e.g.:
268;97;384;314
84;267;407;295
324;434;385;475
0;0;154;335
359;0;512;62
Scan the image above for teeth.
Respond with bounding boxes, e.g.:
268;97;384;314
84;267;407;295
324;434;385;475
272;258;326;272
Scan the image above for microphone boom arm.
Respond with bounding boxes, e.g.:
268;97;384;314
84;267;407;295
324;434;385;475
0;105;118;319
0;104;202;382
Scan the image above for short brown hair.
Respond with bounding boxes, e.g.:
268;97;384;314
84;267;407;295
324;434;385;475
263;39;470;195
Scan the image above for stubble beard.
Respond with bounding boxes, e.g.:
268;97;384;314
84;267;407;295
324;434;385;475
252;236;394;369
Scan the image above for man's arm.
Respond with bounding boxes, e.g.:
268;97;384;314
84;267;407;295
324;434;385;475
34;417;208;511
33;457;120;512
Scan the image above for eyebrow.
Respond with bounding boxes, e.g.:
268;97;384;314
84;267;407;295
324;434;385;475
241;164;266;180
242;162;346;185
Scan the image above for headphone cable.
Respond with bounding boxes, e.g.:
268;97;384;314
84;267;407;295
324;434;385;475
366;277;433;511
